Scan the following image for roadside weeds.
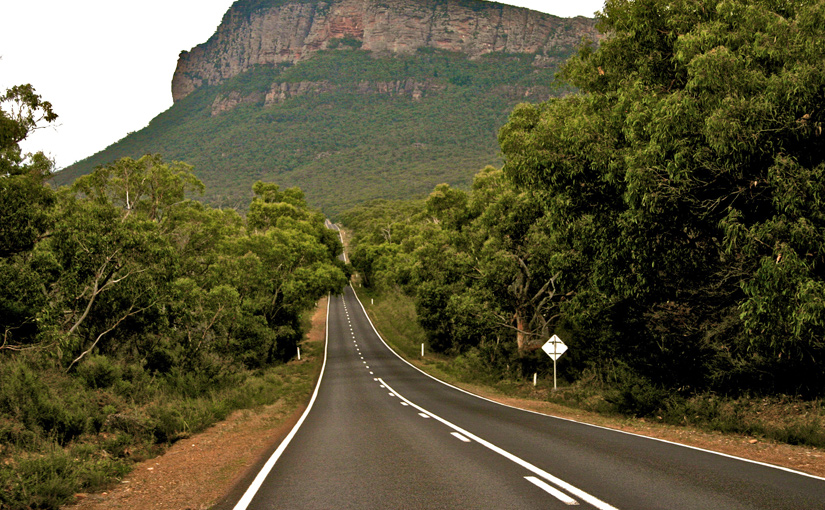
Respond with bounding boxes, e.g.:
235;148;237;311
62;297;328;510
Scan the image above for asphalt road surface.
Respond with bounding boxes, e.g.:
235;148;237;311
231;286;825;509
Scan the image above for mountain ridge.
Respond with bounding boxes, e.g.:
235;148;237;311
172;0;599;102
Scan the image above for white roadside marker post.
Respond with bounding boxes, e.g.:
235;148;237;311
297;347;301;361
421;343;424;357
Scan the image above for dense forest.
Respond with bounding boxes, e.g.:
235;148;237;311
343;0;825;440
0;86;347;508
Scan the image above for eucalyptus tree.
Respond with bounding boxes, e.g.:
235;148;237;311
499;0;825;394
0;85;57;348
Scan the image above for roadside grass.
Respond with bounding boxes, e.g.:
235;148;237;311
356;287;825;451
0;313;323;510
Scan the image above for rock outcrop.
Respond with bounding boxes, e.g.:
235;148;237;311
211;90;266;115
209;79;448;115
173;0;600;102
264;80;336;106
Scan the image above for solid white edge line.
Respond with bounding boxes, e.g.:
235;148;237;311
349;285;825;483
232;293;332;510
525;476;579;505
379;378;617;510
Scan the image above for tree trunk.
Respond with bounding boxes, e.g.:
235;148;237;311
516;312;528;353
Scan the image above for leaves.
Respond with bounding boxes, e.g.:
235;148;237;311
348;0;825;396
495;0;825;394
2;150;346;369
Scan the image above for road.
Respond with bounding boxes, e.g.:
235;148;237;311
231;286;825;509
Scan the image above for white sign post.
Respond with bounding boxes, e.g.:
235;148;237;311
541;334;568;390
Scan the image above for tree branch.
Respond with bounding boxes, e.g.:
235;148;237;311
66;302;152;372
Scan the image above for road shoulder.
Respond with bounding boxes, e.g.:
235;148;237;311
63;297;328;510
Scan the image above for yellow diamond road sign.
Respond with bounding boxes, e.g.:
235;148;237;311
542;334;567;361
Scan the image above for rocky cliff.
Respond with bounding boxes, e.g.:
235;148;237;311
173;0;599;102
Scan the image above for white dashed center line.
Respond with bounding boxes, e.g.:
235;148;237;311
451;432;471;443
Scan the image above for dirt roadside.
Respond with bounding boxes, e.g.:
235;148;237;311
445;380;825;479
64;297;329;510
65;295;823;510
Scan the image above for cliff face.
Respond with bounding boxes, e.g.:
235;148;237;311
173;0;599;102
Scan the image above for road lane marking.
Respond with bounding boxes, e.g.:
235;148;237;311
232;294;333;510
525;476;579;506
379;378;618;510
418;413;430;419
348;288;825;490
451;432;471;443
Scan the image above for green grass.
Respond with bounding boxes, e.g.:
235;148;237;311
353;286;427;360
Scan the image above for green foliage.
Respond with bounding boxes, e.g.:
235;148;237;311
327;35;363;50
0;343;323;509
56;47;572;218
75;355;122;389
496;0;825;396
343;0;825;406
1;80;344;507
343;166;562;364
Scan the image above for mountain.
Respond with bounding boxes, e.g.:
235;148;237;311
56;0;599;216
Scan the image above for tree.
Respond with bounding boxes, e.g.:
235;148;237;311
498;0;825;394
0;85;57;257
71;154;204;222
0;85;58;348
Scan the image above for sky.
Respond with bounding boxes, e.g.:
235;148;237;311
0;0;604;170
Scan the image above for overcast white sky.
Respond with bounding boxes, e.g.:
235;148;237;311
0;0;604;169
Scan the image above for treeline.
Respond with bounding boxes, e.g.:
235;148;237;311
343;0;825;414
1;85;347;508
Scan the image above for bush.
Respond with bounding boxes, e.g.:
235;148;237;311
0;362;88;446
0;445;129;510
604;369;670;418
75;355;122;389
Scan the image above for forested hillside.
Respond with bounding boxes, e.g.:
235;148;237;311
343;0;825;443
54;0;599;217
56;50;565;216
0;85;347;508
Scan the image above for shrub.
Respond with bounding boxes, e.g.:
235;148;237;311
75;355;122;389
604;370;669;418
0;363;88;446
